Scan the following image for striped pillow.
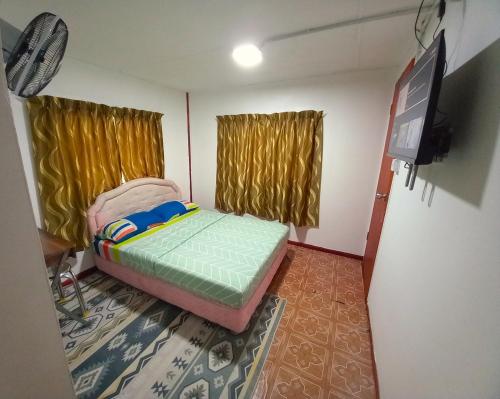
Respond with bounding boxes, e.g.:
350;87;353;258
98;219;138;242
180;200;199;212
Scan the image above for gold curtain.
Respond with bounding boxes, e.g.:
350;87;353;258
116;108;164;180
27;96;165;248
27;96;122;248
215;110;323;227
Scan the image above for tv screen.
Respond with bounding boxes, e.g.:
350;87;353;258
388;30;446;165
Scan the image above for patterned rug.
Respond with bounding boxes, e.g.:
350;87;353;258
58;271;286;399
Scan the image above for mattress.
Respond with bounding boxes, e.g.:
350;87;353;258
94;209;289;308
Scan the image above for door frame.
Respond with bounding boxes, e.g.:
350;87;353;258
362;60;415;296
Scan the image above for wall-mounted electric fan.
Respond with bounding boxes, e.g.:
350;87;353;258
2;13;68;98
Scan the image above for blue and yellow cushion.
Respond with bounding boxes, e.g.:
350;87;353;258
97;201;200;243
151;200;199;221
97;211;163;243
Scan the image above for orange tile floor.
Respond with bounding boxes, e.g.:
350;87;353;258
255;244;376;399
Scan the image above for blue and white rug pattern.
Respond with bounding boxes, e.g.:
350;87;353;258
58;271;285;399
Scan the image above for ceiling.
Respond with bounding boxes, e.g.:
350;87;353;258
0;0;423;91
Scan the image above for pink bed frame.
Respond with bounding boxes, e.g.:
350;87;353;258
87;178;288;333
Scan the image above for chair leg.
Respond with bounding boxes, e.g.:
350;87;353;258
66;269;88;318
51;268;69;303
56;278;66;301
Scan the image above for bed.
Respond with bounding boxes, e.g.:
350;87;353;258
87;177;289;333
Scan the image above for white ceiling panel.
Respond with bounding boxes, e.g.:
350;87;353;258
0;0;422;91
358;13;416;70
360;0;428;15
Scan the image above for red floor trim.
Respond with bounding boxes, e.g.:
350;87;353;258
288;240;363;260
186;92;193;202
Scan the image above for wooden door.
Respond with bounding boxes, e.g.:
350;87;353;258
362;60;415;296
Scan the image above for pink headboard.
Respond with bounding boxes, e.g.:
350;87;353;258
87;177;182;237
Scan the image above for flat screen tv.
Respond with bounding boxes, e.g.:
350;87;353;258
388;30;446;165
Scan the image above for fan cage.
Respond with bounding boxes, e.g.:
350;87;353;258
5;12;68;98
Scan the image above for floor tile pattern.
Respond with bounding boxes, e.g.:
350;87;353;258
256;245;376;399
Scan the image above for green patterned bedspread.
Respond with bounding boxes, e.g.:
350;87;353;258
108;210;289;308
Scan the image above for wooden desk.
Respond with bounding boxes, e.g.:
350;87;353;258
38;228;76;266
38;229;89;326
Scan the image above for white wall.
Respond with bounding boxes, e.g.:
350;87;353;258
190;69;396;256
0;36;75;398
368;1;500;398
9;57;189;274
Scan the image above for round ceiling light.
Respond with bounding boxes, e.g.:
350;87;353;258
232;43;263;68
